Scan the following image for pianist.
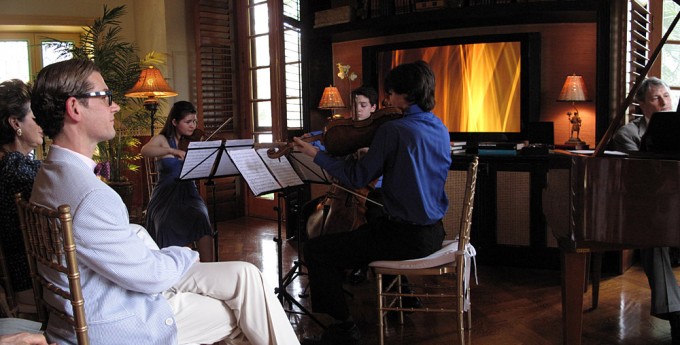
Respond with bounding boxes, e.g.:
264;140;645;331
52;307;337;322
612;77;680;343
612;77;673;151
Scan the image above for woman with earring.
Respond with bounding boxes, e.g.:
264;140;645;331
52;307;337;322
140;101;214;262
0;79;44;302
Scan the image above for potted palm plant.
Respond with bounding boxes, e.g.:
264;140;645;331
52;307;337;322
50;5;167;210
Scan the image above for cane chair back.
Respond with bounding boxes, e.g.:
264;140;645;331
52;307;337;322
369;156;479;345
144;156;159;200
15;193;89;345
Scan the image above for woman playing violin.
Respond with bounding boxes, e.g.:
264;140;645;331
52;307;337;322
295;61;451;345
140;100;214;262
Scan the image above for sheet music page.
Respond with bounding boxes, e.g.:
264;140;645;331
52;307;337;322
213;139;255;177
257;149;304;188
228;148;282;196
289;151;330;183
179;140;222;180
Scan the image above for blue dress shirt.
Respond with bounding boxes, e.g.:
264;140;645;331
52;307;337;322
314;104;451;225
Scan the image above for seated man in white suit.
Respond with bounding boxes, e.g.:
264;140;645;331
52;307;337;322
29;58;300;345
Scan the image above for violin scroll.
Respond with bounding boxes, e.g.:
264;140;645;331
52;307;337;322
266;133;323;159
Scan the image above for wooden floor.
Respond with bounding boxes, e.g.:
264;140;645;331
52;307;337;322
217;217;676;345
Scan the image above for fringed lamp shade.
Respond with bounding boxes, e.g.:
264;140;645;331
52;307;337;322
125;66;178;99
318;86;345;109
557;75;591;102
125;66;178;136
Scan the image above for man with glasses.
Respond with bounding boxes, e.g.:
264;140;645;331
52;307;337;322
30;59;300;345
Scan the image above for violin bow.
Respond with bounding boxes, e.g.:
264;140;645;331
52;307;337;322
205;117;233;141
330;183;383;207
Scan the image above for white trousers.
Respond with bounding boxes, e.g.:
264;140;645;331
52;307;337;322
163;261;300;345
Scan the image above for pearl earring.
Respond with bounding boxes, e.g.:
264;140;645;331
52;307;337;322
16;128;22;137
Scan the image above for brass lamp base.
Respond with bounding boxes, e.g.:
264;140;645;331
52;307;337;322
563;137;587;149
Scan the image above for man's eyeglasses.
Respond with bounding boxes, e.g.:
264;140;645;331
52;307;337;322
71;90;113;106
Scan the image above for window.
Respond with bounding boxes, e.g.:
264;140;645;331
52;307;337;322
242;0;303;144
662;0;680;102
0;32;77;82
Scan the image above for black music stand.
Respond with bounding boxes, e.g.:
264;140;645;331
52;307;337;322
273;187;324;327
226;147;326;326
179;139;249;261
640;111;680;154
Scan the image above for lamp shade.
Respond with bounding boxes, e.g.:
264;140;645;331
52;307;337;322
318;86;345;109
125;66;178;99
557;75;591;102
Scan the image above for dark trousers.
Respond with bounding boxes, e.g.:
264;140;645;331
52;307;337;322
303;216;445;320
641;247;680;316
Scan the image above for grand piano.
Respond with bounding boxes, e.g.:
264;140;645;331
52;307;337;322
542;7;680;345
544;151;680;344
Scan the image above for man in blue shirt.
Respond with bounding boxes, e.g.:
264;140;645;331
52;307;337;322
294;61;451;345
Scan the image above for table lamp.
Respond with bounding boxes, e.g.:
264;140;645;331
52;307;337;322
318;85;345;118
557;74;591;146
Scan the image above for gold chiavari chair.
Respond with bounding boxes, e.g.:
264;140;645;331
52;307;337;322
369;156;479;345
15;193;89;345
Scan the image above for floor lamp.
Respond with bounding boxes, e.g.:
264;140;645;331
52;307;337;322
125;66;178;136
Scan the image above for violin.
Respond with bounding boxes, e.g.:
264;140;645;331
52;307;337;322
323;106;403;156
266;134;323;159
177;128;205;152
266;106;404;159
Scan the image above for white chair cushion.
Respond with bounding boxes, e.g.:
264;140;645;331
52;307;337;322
369;240;463;270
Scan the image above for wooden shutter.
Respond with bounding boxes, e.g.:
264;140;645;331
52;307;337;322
193;0;243;221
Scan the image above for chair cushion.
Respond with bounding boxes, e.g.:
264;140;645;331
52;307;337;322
369;240;463;270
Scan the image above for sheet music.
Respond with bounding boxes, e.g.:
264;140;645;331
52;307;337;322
180;140;222;180
289;151;330;183
228;148;282;196
214;139;254;177
180;139;255;180
257;149;304;188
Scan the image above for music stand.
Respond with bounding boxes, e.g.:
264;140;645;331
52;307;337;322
640;111;680;154
179;139;251;261
224;146;329;326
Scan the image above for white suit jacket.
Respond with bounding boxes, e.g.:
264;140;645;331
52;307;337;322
31;146;198;345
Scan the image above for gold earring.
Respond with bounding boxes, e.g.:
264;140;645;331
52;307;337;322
16;128;22;137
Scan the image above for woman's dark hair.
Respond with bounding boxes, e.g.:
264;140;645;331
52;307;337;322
31;59;99;138
384;60;436;112
159;101;197;139
0;79;32;146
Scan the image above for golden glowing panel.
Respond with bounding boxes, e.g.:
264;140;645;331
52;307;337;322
380;41;521;133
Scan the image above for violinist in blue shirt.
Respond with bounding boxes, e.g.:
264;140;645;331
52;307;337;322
294;60;451;345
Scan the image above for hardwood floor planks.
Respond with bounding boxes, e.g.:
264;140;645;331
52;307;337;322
216;217;677;344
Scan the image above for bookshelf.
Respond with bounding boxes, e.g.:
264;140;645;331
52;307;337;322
311;1;600;42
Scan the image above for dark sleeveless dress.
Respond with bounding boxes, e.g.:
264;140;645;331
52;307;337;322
145;138;213;248
0;151;40;291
